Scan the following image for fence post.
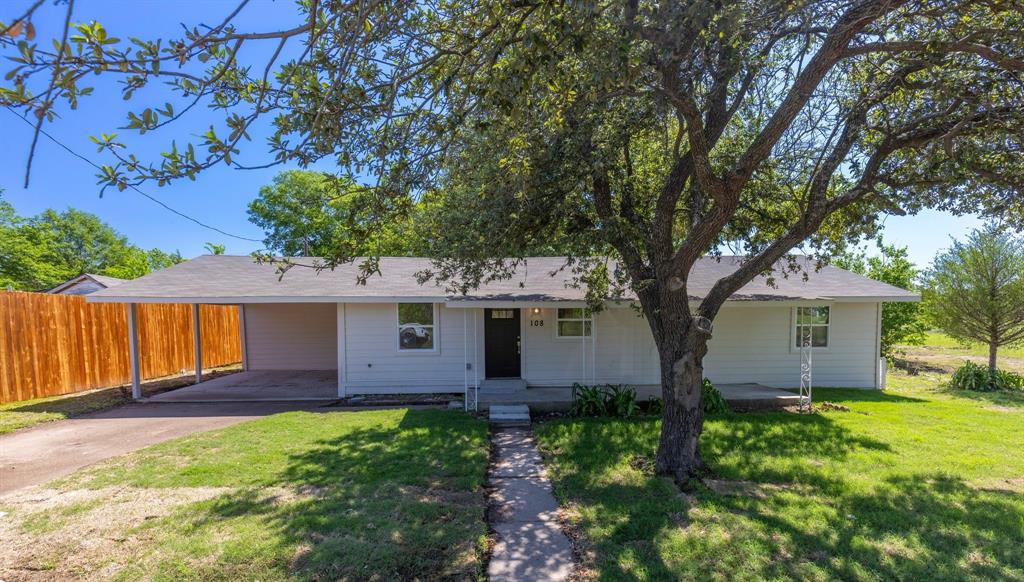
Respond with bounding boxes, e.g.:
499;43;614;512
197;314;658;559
192;304;203;384
127;303;141;400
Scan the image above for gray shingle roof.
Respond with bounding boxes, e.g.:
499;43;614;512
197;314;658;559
48;273;127;294
87;255;919;304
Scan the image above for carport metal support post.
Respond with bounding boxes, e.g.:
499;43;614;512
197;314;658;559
192;304;202;384
127;303;141;400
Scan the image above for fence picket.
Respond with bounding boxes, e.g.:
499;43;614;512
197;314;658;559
0;291;241;403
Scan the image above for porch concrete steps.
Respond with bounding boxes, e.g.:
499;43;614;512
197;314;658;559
480;378;528;395
489;404;531;426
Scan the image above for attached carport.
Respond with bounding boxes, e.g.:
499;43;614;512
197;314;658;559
146;370;338;402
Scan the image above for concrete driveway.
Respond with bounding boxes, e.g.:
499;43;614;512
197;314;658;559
0;402;322;496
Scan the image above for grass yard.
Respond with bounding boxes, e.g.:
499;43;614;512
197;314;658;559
0;366;241;435
535;373;1024;581
897;331;1024;374
0;408;490;581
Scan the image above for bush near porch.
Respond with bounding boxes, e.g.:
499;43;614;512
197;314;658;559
534;371;1024;580
0;408;490;580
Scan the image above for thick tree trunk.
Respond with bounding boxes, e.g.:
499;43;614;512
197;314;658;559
654;325;709;485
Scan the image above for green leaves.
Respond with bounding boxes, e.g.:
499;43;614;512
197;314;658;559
924;224;1024;370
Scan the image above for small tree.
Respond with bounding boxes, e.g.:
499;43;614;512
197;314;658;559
924;225;1024;373
834;240;926;358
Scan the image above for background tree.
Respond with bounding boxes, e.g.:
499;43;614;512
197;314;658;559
923;225;1024;374
0;191;184;290
204;242;226;255
833;239;927;358
3;0;1022;482
248;170;427;258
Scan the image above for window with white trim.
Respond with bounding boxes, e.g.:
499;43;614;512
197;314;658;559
398;303;435;350
794;306;830;348
556;308;592;338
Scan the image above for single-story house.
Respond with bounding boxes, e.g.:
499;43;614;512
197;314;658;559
47;273;126;295
87;255;917;401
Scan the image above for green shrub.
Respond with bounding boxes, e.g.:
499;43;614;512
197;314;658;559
994;369;1024;390
570;383;638;418
638;379;730;416
950;361;1024;391
702;378;730;414
571;383;607;417
604;384;639;417
645;396;664;415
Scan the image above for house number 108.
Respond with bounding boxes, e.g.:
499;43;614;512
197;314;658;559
530;319;544;327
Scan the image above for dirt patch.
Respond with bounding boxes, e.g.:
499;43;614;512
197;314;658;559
984;405;1022;413
628;454;656;475
0;485;234;581
703;479;808;499
782;401;860;414
971;477;1024;493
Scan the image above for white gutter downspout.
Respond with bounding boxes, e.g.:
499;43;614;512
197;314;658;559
874;302;884;389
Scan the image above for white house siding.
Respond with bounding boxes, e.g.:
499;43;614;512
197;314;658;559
243;303;338;370
342;303;476;393
520;302;880;389
242;301;879;390
704;302;879;388
521;307;658;386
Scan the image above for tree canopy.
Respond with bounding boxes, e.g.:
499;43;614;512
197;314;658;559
923;224;1024;373
3;0;1022;480
247;170;427;259
833;239;926;358
0;191;184;291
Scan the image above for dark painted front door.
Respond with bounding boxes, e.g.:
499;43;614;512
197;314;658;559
484;308;521;378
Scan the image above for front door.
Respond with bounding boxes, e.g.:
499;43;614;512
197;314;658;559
484;308;521;378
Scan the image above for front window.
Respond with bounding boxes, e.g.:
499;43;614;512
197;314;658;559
556;308;592;338
398;303;435;350
795;306;829;348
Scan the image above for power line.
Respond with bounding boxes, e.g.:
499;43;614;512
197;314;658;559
5;106;264;243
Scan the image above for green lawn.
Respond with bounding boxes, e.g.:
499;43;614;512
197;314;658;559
0;408;490;581
535;375;1024;581
0;388;131;434
917;331;1024;359
897;332;1024;374
0;366;241;435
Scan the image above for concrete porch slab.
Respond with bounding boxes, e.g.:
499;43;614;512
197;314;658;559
147;370;338;403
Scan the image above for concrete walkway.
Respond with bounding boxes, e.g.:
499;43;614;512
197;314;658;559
0;402;320;496
488;427;573;581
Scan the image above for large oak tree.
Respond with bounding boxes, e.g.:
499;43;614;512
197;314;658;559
3;0;1022;481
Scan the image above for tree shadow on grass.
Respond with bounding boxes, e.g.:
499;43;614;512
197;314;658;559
939;387;1024;409
708;472;1024;580
540;412;1024;581
811;387;928;404
135;410;489;581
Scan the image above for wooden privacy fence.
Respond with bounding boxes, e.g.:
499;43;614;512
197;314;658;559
0;291;242;403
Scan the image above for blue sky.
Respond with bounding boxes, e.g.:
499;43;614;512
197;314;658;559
0;0;982;266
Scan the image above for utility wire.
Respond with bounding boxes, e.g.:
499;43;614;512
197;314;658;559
5;106;264;243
